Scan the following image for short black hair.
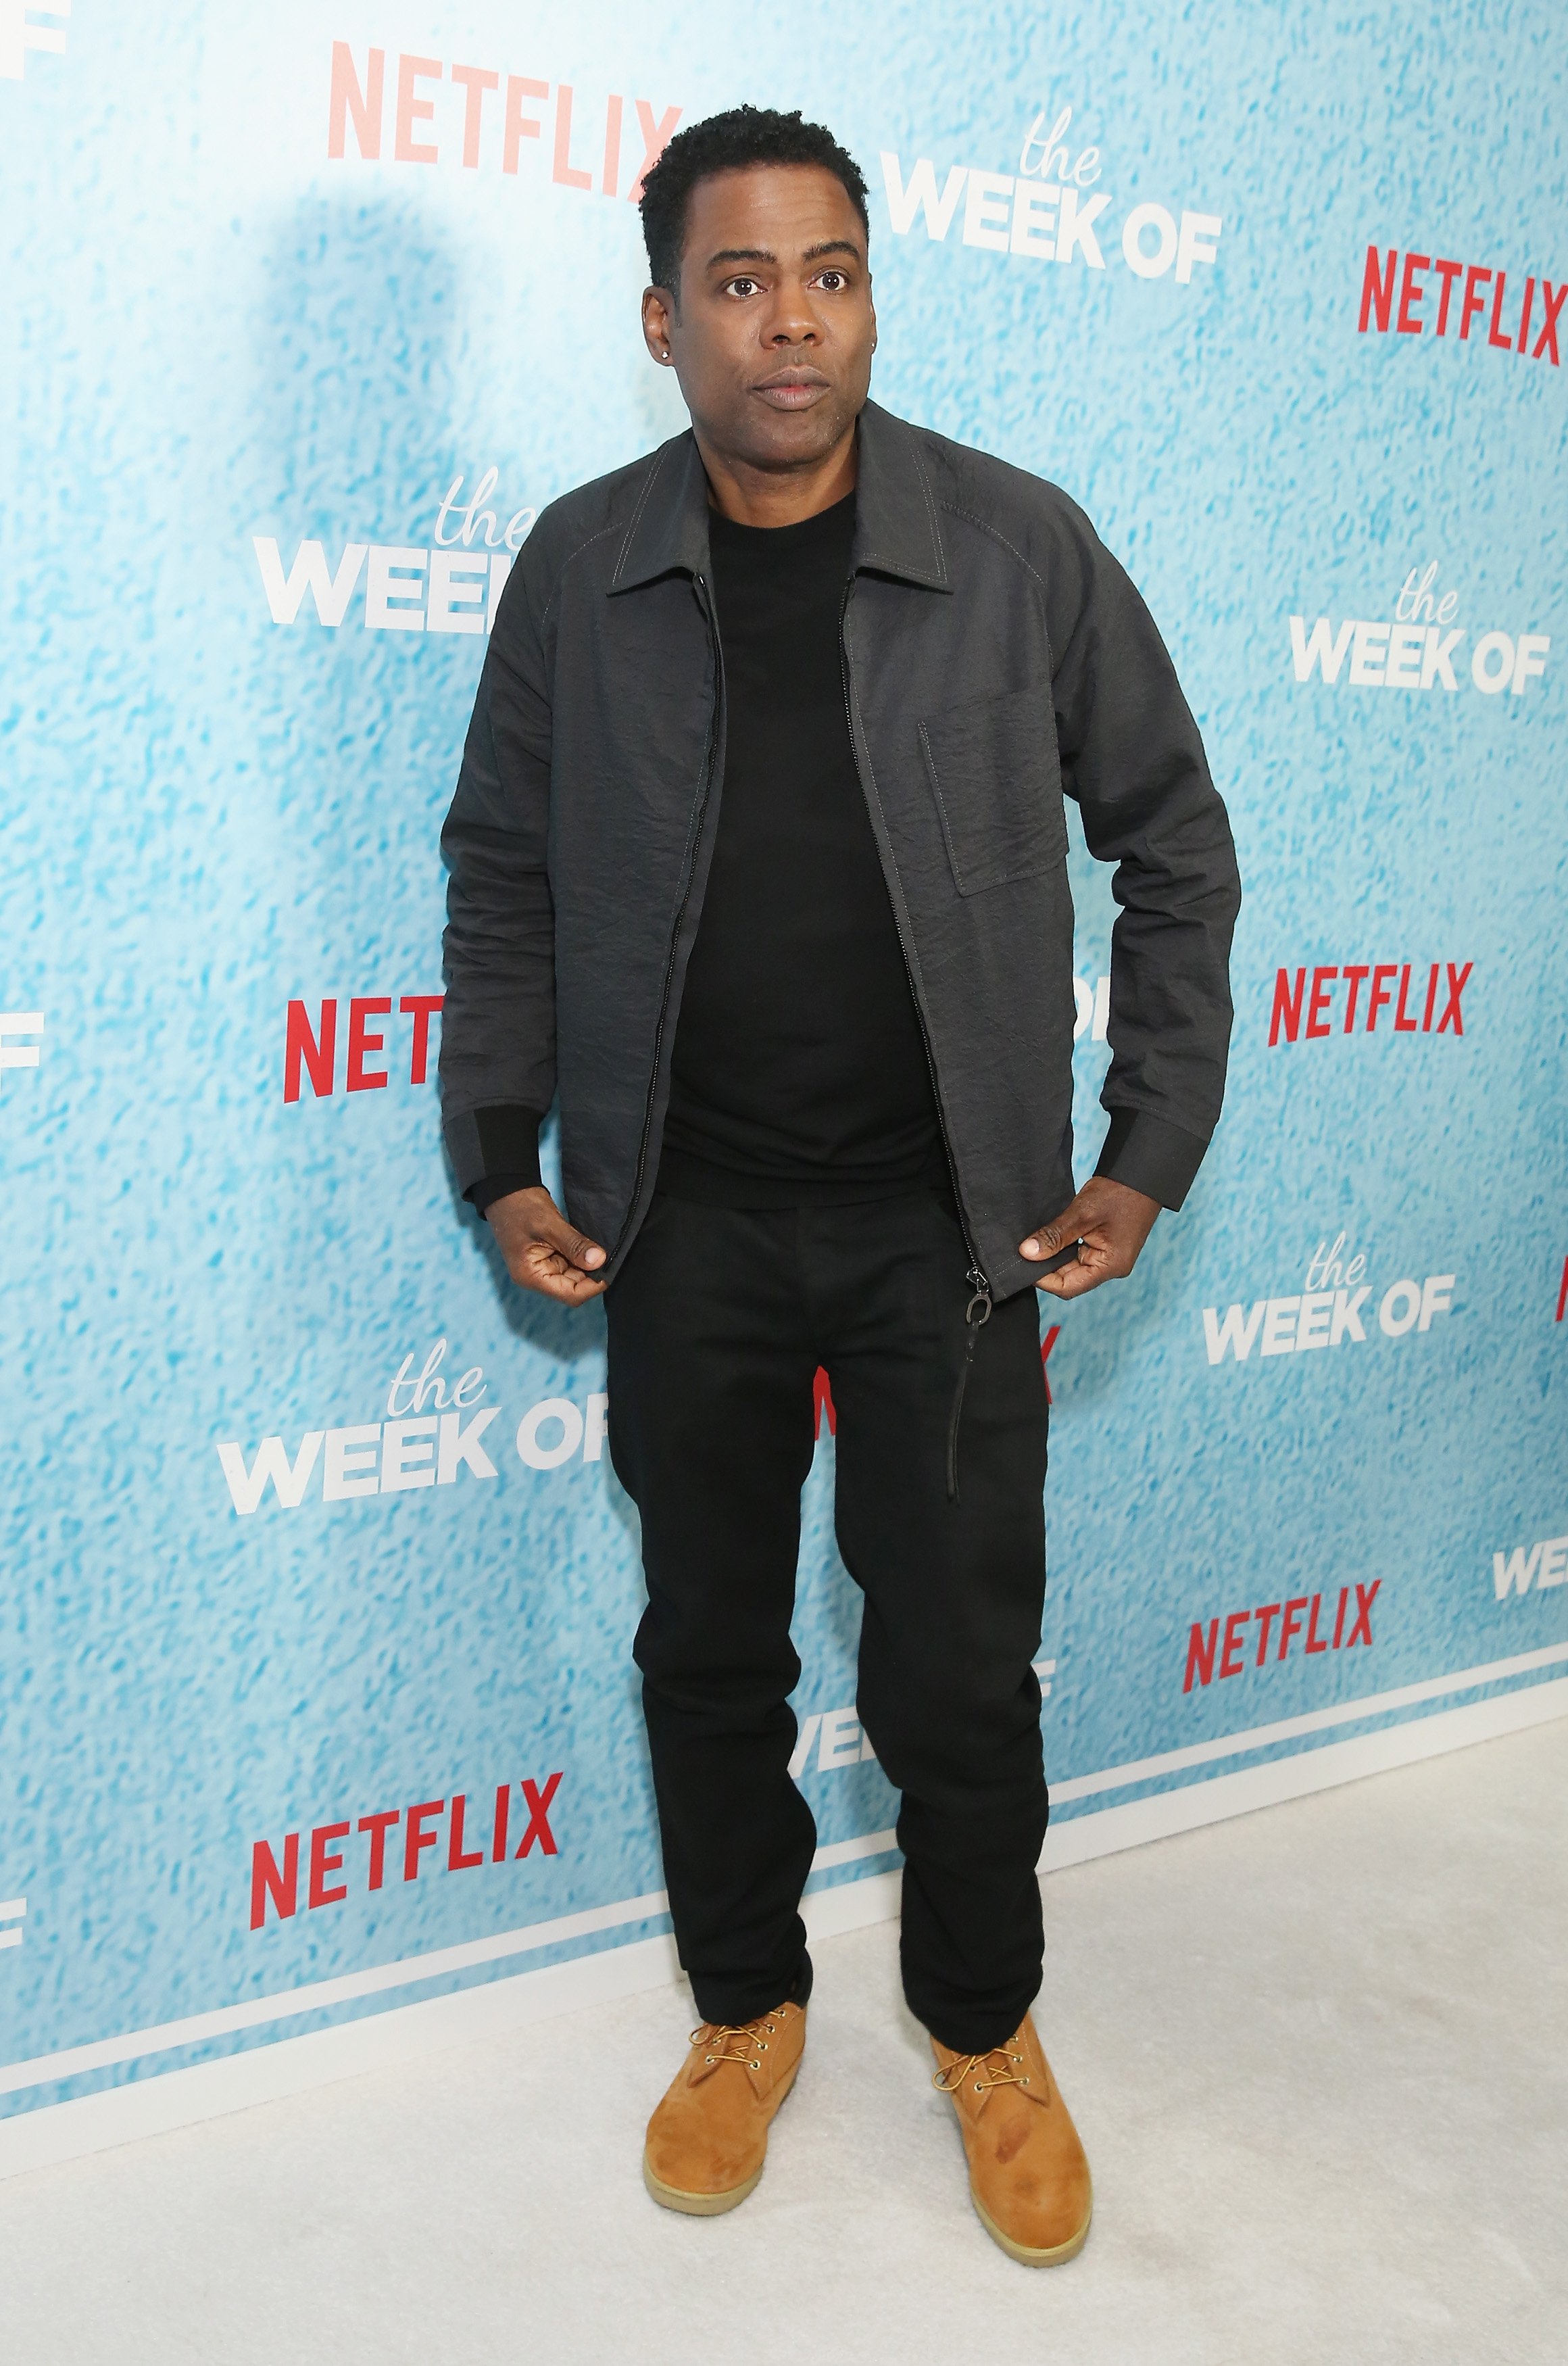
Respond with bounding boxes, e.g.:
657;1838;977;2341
639;105;870;295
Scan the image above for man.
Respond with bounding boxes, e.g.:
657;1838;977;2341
440;107;1239;2267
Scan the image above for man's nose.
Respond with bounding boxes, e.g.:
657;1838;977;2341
762;285;821;345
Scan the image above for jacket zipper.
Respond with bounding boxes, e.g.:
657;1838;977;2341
837;577;992;1501
606;571;725;1268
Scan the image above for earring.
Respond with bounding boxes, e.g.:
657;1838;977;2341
662;347;670;360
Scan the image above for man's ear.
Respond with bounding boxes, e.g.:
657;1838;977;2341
641;285;677;363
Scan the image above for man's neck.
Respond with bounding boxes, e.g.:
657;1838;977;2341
695;421;858;529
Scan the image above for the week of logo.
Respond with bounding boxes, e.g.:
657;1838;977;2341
1200;1236;1457;1368
1289;564;1550;699
879;99;1221;287
0;0;68;82
253;470;534;636
3;3;1565;2137
0;1011;45;1078
214;1340;612;1514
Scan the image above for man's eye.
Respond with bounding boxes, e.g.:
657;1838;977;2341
816;271;846;291
725;278;760;299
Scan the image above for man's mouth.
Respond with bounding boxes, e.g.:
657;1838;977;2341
753;369;831;410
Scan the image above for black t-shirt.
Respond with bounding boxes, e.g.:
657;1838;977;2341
657;491;945;1207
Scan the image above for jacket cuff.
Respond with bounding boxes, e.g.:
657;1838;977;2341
1095;1107;1210;1211
443;1105;545;1198
468;1171;541;1217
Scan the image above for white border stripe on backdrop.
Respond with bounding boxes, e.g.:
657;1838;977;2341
4;1641;1564;2105
1049;1638;1568;1801
0;1837;902;2100
3;1675;1566;2183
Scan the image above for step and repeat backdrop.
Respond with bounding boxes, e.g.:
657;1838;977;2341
3;2;1565;2146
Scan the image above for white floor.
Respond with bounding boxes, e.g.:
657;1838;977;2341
5;1720;1567;2366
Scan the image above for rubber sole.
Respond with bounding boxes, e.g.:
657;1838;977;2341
642;2156;766;2216
971;2178;1094;2268
641;2058;802;2218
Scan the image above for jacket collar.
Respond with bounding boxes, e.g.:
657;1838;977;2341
850;401;950;589
608;400;950;594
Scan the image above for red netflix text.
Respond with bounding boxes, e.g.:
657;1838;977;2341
813;1367;836;1439
1041;1325;1060;1403
250;1775;562;1931
327;43;679;203
1183;1583;1379;1693
1268;962;1470;1046
813;1332;1061;1434
284;994;443;1101
1358;245;1563;366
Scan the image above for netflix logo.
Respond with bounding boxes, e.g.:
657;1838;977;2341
1358;244;1563;366
1184;1583;1379;1693
1268;961;1471;1046
326;41;679;203
284;994;442;1101
250;1775;563;1931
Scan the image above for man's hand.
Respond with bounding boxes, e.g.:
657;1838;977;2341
1020;1175;1161;1299
485;1185;608;1303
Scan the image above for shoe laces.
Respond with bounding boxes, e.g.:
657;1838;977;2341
690;2012;782;2073
932;2044;1037;2099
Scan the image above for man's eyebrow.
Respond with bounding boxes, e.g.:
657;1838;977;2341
702;239;865;271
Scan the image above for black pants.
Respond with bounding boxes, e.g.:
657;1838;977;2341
604;1188;1051;2054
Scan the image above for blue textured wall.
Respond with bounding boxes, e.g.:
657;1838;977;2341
2;1;1565;2121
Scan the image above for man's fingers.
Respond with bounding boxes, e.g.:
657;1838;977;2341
487;1186;608;1300
520;1202;605;1278
520;1240;606;1301
1035;1229;1141;1297
1023;1176;1160;1297
1037;1253;1104;1299
531;1205;606;1274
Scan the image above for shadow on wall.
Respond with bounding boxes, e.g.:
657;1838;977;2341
247;199;612;1380
253;195;462;528
453;1135;639;1549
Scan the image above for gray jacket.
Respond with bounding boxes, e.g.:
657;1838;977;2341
439;400;1240;1299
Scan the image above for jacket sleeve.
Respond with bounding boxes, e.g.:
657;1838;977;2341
438;547;557;1200
1044;498;1242;1209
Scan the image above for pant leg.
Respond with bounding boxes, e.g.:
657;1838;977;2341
604;1194;820;2025
822;1192;1051;2054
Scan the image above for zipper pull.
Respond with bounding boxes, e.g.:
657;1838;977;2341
964;1268;993;1331
948;1270;994;1504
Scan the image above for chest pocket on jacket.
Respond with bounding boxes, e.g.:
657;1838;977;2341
918;684;1067;898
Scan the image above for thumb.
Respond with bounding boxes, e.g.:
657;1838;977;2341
538;1201;606;1270
1020;1196;1087;1261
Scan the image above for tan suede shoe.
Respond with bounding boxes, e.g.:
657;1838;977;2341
643;2000;806;2215
931;2014;1093;2266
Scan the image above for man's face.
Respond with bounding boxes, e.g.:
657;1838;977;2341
643;164;875;475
